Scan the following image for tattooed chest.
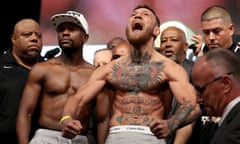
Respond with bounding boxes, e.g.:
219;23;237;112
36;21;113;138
111;62;164;93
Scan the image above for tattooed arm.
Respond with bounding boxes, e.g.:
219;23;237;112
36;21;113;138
149;61;201;138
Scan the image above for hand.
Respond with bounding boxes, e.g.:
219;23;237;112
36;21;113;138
61;118;83;139
191;34;204;57
149;119;172;139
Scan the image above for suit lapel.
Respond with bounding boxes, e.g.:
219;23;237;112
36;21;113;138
210;102;240;144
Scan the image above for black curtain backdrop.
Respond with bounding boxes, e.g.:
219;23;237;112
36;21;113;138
0;0;41;54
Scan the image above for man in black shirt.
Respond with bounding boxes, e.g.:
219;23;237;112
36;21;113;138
195;5;240;58
0;18;42;144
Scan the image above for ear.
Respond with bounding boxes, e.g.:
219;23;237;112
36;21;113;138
229;23;235;36
183;43;188;54
83;34;89;43
11;34;15;44
153;26;160;38
222;75;232;94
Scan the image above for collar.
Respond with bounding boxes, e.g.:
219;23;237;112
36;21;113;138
0;48;19;65
218;96;240;126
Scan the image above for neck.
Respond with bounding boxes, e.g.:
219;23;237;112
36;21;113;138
12;53;38;70
60;52;85;66
128;37;156;63
19;61;37;70
131;51;151;64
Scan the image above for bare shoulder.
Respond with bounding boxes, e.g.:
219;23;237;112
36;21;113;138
80;61;96;73
28;59;60;79
81;60;96;69
165;60;189;81
31;59;55;72
153;53;189;82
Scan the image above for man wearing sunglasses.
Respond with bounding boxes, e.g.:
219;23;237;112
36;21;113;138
191;48;240;144
189;5;240;144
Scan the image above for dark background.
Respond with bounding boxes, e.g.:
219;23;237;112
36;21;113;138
0;0;41;53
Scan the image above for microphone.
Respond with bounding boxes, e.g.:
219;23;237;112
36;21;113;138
43;47;60;60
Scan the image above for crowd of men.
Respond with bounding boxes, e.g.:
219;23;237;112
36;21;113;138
0;4;240;144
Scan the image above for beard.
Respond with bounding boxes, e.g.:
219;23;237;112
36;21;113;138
126;26;152;46
59;45;75;56
22;51;40;64
59;42;76;54
125;26;154;63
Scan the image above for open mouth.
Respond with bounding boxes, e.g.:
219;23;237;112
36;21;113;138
163;50;173;56
132;22;143;31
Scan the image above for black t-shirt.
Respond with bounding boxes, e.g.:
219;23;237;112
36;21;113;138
0;49;34;144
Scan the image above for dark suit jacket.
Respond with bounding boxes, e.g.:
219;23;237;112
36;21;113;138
210;102;240;144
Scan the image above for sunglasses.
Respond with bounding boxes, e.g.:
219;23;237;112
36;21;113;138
194;72;232;94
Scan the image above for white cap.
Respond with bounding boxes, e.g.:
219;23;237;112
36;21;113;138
154;20;195;48
51;10;89;34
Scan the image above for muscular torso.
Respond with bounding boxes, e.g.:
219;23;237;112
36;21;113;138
108;58;173;126
37;58;95;133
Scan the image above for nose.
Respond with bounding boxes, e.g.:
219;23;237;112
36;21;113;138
62;28;70;34
209;31;216;40
163;39;172;48
30;32;41;42
166;40;172;46
133;12;142;19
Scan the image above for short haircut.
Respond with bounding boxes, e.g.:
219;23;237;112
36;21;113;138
204;48;240;81
201;5;232;25
133;4;160;27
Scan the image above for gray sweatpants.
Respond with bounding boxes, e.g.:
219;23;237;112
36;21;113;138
29;128;88;144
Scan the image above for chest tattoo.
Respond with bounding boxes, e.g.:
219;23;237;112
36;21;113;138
111;61;164;93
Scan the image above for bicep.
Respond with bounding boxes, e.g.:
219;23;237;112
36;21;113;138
78;68;108;104
77;80;106;104
169;81;196;105
19;68;43;114
65;80;106;117
167;64;197;104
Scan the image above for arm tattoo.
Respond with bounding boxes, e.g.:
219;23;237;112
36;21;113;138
168;101;194;131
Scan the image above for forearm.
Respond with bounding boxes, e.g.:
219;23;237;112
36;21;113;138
16;114;31;144
62;96;81;118
63;82;105;118
168;101;200;131
97;114;110;144
173;122;195;144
